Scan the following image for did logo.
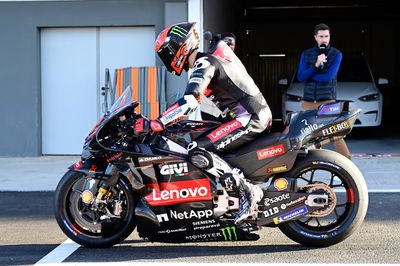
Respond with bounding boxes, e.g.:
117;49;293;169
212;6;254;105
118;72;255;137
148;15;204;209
160;163;188;176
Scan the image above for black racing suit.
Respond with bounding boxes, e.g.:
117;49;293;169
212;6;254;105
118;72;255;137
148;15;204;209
159;41;272;153
158;41;272;224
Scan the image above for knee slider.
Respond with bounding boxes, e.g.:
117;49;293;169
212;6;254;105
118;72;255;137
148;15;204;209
189;147;214;170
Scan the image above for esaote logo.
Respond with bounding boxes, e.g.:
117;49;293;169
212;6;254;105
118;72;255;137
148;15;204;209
145;178;212;206
257;144;285;160
207;120;242;142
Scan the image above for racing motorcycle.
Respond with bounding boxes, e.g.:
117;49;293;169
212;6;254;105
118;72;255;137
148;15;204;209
54;86;368;248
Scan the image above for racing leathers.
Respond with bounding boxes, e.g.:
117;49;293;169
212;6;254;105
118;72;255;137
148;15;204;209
158;41;272;224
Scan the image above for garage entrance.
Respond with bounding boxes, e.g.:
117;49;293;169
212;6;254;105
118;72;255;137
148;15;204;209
41;27;155;154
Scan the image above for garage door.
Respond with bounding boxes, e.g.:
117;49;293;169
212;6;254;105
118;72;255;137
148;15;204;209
41;27;155;154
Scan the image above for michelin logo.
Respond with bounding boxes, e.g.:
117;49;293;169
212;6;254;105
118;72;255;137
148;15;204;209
273;206;308;224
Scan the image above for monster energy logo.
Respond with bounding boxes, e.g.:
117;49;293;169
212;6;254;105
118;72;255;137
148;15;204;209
220;226;237;241
170;26;188;38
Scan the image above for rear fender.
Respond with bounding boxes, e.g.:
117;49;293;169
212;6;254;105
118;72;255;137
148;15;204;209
68;159;108;176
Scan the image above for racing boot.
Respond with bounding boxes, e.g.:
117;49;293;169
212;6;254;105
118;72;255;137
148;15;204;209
233;171;263;225
188;142;263;224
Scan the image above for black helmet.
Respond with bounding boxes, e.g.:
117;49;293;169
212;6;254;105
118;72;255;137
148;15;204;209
155;22;199;75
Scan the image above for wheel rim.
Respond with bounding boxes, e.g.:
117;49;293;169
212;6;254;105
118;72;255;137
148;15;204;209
294;165;356;233
63;175;131;238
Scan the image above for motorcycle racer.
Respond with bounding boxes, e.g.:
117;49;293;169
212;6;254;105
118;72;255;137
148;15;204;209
143;22;272;224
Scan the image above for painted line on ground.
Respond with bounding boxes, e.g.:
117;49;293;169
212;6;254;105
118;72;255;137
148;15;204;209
352;154;400;157
35;238;80;265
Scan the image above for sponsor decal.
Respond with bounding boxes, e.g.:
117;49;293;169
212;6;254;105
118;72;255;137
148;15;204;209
89;165;98;173
220;226;237;241
160;106;183;125
300;119;324;135
257;144;285;160
158;228;187;234
300;230;328;239
185;232;222;241
81;190;94;204
319;103;341;115
207;120;242;142
189;77;203;84
274;178;288;191
145;178;212;206
106;152;123;162
312;161;341;170
162;103;179;116
73;161;83;170
138;156;163;162
321;120;350;136
157;213;169;223
157;210;213;223
264;193;290;207
273;206;308;224
212;45;233;62
263;206;279;218
170;25;188;38
216;128;251;149
193;219;220;231
280;196;306;210
170;209;213;220
193;219;216;226
267;165;288;173
160;162;189;176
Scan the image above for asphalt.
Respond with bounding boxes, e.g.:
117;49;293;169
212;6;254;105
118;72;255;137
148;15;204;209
0;153;399;191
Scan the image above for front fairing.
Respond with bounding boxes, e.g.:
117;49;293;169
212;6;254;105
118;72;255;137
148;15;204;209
83;87;138;148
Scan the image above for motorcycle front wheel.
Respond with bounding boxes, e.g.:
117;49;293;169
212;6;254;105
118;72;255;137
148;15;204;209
54;170;137;247
279;149;368;247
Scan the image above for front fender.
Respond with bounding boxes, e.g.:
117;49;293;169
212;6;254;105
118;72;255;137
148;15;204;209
68;159;108;176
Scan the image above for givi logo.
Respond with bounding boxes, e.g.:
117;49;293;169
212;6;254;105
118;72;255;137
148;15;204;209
257;144;285;160
145;178;212;206
160;163;188;176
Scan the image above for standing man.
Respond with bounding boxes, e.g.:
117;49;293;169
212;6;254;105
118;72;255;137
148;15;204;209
221;32;236;52
297;23;351;159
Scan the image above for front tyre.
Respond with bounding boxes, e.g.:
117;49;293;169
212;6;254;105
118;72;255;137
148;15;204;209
279;149;368;247
54;170;137;247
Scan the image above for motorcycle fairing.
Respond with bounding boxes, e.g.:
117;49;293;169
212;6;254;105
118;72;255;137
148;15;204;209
68;159;108;176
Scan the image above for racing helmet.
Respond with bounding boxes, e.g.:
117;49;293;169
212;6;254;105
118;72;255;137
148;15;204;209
155;22;199;75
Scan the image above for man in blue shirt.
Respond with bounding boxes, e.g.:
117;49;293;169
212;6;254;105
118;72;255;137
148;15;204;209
297;23;351;159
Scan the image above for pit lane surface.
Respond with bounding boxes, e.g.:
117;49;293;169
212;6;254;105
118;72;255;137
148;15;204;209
0;192;399;265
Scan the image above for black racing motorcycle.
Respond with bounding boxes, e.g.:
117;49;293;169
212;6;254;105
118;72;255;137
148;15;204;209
54;87;368;248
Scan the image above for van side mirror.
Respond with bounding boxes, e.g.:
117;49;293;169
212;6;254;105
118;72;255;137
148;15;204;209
278;78;288;85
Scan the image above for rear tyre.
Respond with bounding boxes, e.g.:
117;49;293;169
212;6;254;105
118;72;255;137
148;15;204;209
278;149;368;247
54;170;137;247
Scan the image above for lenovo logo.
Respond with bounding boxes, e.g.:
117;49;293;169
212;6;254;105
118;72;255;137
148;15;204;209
207;120;242;142
145;178;212;206
257;144;285;160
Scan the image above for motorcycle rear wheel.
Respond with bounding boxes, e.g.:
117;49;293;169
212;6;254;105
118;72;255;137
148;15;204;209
54;170;137;247
278;149;368;247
